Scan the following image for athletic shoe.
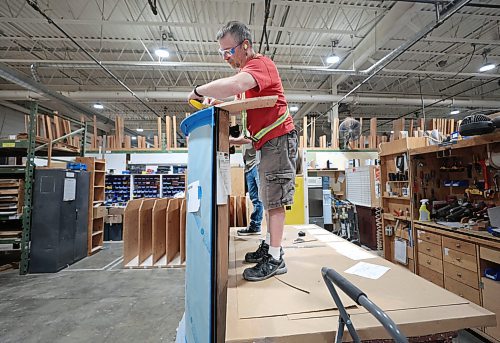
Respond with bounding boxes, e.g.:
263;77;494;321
237;227;261;236
243;254;287;281
244;241;284;263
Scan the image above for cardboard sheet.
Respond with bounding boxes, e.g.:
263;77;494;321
235;236;355;319
226;226;495;343
180;199;186;263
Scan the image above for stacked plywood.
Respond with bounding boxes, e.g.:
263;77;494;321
0;179;24;216
123;198;186;268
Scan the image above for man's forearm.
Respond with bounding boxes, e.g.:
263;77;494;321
229;136;252;145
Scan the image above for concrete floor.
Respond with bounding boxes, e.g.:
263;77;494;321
0;242;185;343
0;242;489;343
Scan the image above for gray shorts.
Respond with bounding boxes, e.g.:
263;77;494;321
258;130;298;210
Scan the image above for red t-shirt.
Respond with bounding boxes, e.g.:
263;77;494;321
240;55;295;150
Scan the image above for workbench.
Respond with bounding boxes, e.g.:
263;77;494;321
225;224;495;342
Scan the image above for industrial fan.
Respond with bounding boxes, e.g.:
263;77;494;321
339;117;361;149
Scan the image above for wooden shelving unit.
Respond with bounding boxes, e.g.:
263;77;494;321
379;137;428;273
76;157;106;255
380;134;500;342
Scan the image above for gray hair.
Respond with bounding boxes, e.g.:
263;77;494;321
216;21;253;45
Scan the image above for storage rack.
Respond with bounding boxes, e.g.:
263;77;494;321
76;157;106;254
105;174;131;205
0;102;86;274
162;174;186;198
133;174;160;198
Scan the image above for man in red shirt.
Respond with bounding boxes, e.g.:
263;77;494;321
188;21;298;282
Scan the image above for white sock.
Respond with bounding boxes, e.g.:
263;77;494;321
269;246;281;260
265;232;270;245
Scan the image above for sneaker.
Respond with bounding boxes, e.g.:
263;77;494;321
244;241;284;263
243;254;287;282
237;227;261;236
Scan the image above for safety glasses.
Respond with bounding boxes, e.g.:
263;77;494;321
218;41;244;57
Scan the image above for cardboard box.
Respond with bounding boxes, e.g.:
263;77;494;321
93;205;107;219
108;206;125;216
106;214;122;224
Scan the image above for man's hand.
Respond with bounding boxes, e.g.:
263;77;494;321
187;90;203;102
229;135;252;145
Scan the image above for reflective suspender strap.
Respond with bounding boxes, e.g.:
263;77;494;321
240;92;290;142
252;107;290;141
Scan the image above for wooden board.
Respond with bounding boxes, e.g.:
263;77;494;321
236;196;244;227
138;199;156;265
173;115;177;149
215;95;278;113
123;199;143;265
180;198;186;263
239;196;247;228
157;117;162;149
166;198;181;263
215;108;230;343
230;196;236;227
152;198;170;265
166;116;172;150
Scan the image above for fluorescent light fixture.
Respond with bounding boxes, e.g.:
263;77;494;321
155;48;169;58
290;105;299;112
450;110;460;115
131;136;137;140
93;103;104;109
136;128;144;132
479;63;496;72
326;55;340;65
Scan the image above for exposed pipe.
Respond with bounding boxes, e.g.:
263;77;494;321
1;89;497;108
2;59;496;79
26;0;163;120
316;0;473;126
0;62;141;138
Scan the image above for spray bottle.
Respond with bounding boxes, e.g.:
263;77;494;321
419;199;431;221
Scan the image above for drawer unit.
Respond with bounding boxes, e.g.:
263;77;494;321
417;230;441;246
480;246;500;264
418;265;444;287
418;252;443;274
417;239;442;260
443;247;477;272
443;261;479;289
482;277;500;341
444;276;481;305
443;236;476;256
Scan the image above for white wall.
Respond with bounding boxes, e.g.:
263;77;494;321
0;105;25;137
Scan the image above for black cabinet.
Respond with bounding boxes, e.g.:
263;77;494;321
30;169;89;273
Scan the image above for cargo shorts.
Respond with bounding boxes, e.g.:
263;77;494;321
258;130;298;210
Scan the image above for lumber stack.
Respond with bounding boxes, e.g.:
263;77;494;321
92;114;185;151
0;179;24;216
123;198;186;268
20;113;80;151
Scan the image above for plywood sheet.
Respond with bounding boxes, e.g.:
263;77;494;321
216;95;278;113
230;196;236;227
152;199;170;264
123;199;143;265
180;198;186;263
138;199;156;264
166;198;181;263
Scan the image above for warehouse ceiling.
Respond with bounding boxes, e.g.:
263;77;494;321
0;0;499;137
